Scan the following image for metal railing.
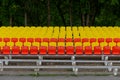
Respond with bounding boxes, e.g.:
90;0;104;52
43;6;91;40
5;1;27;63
0;55;119;75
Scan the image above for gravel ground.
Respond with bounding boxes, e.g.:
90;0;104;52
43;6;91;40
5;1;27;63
0;75;120;80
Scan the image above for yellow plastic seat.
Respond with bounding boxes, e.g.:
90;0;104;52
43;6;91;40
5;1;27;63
58;42;65;46
41;42;48;47
49;42;57;46
74;42;82;47
66;42;73;46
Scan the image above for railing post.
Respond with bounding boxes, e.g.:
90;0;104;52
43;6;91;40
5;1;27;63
104;56;108;66
113;68;118;76
0;61;3;71
4;56;9;65
108;62;113;72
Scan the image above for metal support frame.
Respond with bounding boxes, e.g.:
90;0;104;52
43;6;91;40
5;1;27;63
71;56;78;74
4;56;9;65
104;56;108;66
108;62;113;72
0;55;120;75
35;56;43;72
0;61;3;71
113;68;118;76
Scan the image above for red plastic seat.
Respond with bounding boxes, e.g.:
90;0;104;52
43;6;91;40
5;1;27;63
66;38;73;42
90;38;96;46
30;46;38;55
43;38;49;42
35;38;41;46
3;38;10;46
66;46;74;55
50;38;58;42
2;46;10;55
21;46;29;55
90;38;96;43
58;38;65;42
0;38;2;42
3;38;10;42
103;46;111;55
27;38;34;46
82;38;89;46
74;38;81;42
94;46;102;55
35;38;41;42
0;47;1;53
57;46;65;55
11;38;18;46
39;46;47;55
19;38;26;46
48;46;56;55
12;46;20;55
98;38;104;46
112;46;120;55
85;46;92;55
113;38;120;46
82;38;89;43
106;38;112;46
75;46;83;55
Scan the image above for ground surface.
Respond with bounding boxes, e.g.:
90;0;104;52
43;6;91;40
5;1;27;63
0;76;120;80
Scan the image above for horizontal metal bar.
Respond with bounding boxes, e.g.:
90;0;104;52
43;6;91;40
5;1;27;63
1;66;120;69
3;66;73;69
0;59;120;63
1;59;120;63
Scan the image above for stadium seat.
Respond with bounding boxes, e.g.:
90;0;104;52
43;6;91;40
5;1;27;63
50;38;58;42
39;46;47;55
113;38;120;46
58;38;65;42
106;38;112;46
75;46;83;55
66;38;73;42
27;38;34;46
3;38;10;46
90;38;96;46
30;46;38;55
82;38;89;43
21;46;29;55
57;46;65;55
112;46;120;55
94;46;102;55
43;38;49;42
35;38;41;46
66;46;74;55
103;46;111;55
19;38;26;46
2;46;10;55
98;38;104;46
35;38;41;42
82;38;89;46
12;46;20;55
0;38;2;42
73;38;81;42
11;38;18;46
85;46;92;55
48;46;56;55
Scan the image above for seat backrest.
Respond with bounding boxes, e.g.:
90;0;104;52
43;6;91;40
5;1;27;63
73;38;81;42
58;38;65;42
35;38;41;42
82;38;89;43
50;38;58;42
66;38;73;42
